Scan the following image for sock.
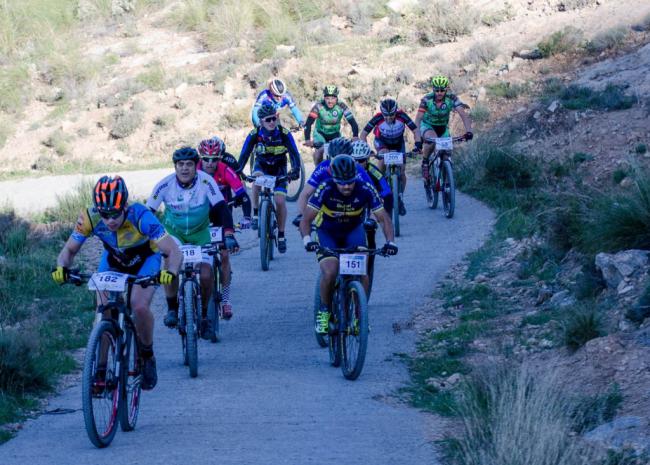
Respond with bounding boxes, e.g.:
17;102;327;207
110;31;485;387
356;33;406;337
278;231;285;238
253;208;259;216
222;284;231;304
166;296;178;311
140;343;154;359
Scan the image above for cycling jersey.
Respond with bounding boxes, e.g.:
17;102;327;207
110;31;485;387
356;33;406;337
308;179;383;233
198;159;246;198
71;202;166;271
364;110;417;146
146;171;225;237
304;101;359;141
238;126;301;173
418;93;463;129
251;89;304;127
308;159;390;198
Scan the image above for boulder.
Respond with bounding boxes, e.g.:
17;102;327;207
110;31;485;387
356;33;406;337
584;416;650;455
595;250;649;289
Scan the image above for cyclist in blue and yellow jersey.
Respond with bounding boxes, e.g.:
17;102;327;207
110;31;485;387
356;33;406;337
303;85;359;165
147;147;239;336
350;139;394;216
361;98;422;215
251;78;305;128
52;176;183;390
414;75;473;181
299;155;398;334
238;102;302;254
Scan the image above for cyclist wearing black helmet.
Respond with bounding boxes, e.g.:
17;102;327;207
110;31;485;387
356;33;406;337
299;155;398;334
303;85;359;165
251;78;305;128
238;103;302;253
147;147;239;335
52;175;183;390
360;98;421;215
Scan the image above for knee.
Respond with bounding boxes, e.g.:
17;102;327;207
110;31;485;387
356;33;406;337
132;301;150;317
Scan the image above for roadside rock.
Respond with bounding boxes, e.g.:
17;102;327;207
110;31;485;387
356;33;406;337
549;290;576;308
595;250;649;289
584;416;650;455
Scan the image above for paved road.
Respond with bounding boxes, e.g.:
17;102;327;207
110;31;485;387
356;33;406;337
1;182;493;464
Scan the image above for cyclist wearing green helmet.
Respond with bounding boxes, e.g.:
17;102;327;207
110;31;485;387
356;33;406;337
415;75;473;180
304;84;359;166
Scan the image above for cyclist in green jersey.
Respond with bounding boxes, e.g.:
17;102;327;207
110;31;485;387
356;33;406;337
303;85;359;165
414;75;473;180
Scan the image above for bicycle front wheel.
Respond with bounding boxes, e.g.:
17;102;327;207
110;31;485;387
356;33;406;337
341;280;369;380
391;172;400;237
314;273;328;348
183;280;199;378
119;320;141;432
442;159;455;219
286;157;306;202
259;199;272;271
328;292;342;368
82;319;120;448
430;160;440;209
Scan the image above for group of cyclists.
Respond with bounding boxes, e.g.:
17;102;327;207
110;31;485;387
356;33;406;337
51;74;473;391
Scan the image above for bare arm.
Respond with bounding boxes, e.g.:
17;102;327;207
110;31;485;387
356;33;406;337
455;107;472;133
374;209;395;243
299;207;318;239
56;237;83;268
156;235;182;274
360;129;369;143
297;184;316;215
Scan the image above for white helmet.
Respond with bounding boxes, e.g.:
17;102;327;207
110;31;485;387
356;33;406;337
268;78;286;97
350;140;372;160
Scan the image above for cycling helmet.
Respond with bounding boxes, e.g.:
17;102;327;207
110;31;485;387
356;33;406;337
198;137;226;158
350;140;372;161
330;155;357;184
172;146;200;164
323;85;339;97
327;137;353;158
431;75;450;89
268;78;286;97
380;98;398;117
93;175;128;213
257;101;277;120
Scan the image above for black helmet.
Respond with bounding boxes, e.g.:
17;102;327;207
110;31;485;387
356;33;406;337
330;155;357;184
323;84;339;97
93;175;128;213
380;98;398;116
327;137;353;159
257;102;277;120
172;146;199;164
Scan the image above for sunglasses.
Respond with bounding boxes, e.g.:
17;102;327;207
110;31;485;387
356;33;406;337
201;157;218;162
335;180;356;186
99;210;123;219
263;116;278;123
434;88;446;92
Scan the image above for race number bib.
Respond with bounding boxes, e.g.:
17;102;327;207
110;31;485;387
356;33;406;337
435;137;453;151
209;227;223;243
254;175;276;189
383;152;404;166
339;254;367;276
88;272;128;292
180;245;202;264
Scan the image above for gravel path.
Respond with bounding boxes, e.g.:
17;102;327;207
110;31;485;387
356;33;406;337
0;178;493;464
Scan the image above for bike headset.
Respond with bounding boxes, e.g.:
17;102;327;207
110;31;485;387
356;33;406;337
326;137;353;160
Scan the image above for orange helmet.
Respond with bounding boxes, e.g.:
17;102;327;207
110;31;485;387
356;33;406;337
93;175;128;213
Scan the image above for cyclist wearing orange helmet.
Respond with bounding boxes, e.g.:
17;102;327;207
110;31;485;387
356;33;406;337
52;175;183;390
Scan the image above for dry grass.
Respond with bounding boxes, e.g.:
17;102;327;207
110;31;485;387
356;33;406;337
404;0;481;45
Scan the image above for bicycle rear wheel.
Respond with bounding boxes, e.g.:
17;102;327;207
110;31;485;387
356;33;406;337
430;159;440;209
207;258;221;343
82;319;120;448
286;157;306;202
182;280;199;378
119;320;141;432
341;280;369;380
259;199;271;271
313;273;328;348
328;292;342;367
391;172;400;237
442;159;455;219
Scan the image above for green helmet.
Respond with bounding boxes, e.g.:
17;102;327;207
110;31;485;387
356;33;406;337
323;85;339;97
431;75;450;89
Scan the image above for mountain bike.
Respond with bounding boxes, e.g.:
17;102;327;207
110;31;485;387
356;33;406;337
206;226;226;343
380;151;412;237
423;135;466;219
309;246;389;380
245;174;290;271
247;126;305;202
64;271;159;448
176;243;220;377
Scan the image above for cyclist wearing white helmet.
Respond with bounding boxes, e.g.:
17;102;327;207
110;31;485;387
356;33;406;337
251;78;305;128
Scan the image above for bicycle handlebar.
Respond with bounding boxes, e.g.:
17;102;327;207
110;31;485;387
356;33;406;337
310;246;389;257
65;271;160;288
244;174;291;185
423;135;468;144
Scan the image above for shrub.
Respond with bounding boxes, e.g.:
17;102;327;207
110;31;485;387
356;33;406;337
0;65;30;113
563;306;603;351
483;147;539;189
109;104;144;139
136;61;166;91
470;103;490;123
560;84;634;111
586;26;628;54
0;330;51;394
486;81;526;99
538;26;584;57
572;384;622;433
635;143;647;155
480;3;514;26
407;0;481;45
573;152;593;163
462;40;499;68
632;12;650;32
42;130;71;156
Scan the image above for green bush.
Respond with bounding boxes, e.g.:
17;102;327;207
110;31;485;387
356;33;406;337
572;384;622;433
573;152;593;163
109;104;144;139
560;84;634;111
586;26;628;54
483;148;539;189
538;26;584;57
408;0;481;45
0;330;50;395
462;40;498;68
563;307;603;351
486;81;527;99
635;144;647;155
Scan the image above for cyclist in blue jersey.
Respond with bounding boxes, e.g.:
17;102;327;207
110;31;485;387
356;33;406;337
350;140;394;216
238;102;301;253
251;78;305;128
52;176;183;390
147;147;239;337
300;155;397;333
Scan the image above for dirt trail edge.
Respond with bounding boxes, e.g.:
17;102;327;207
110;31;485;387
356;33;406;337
1;184;493;465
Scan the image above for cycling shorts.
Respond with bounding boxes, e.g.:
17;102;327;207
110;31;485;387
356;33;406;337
374;137;405;153
168;229;212;265
98;250;162;277
316;223;367;262
420;123;449;138
313;130;341;147
252;158;288;195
